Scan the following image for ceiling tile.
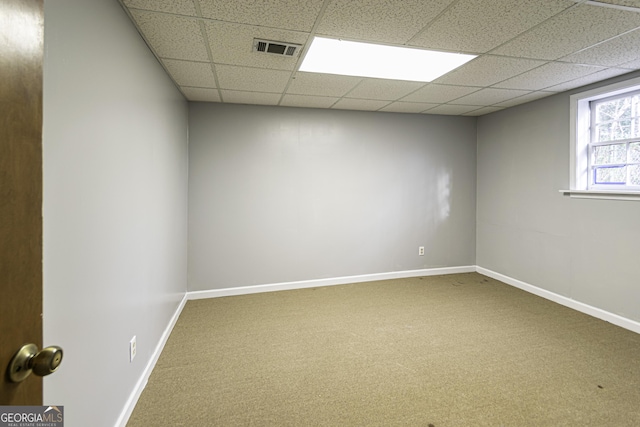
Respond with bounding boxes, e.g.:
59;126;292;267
425;104;483;115
120;0;640;116
197;0;324;32
434;55;547;87
221;90;282;105
181;87;221;102
379;102;438;113
287;73;362;97
162;59;216;87
493;91;557;108
204;21;308;70
216;65;292;92
345;79;425;101
542;67;632;92
452;88;531;105
280;94;339;108
492;4;640;60
409;0;574;53
317;0;454;44
122;0;197;16
463;106;504;116
619;58;640;69
401;84;479;103
562;28;640;67
493;62;605;90
129;10;209;61
331;98;391;111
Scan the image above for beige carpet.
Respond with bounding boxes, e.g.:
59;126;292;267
127;273;640;426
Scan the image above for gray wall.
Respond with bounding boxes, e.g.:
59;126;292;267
477;72;640;323
43;1;188;426
188;103;477;291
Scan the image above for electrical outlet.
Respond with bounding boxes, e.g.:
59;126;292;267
419;246;425;256
129;336;136;362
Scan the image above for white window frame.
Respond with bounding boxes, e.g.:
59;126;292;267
566;75;640;201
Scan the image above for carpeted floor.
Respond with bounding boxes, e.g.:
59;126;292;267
127;273;640;426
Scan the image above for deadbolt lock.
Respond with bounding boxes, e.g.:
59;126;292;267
8;343;63;383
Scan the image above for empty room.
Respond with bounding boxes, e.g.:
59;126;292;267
2;0;640;426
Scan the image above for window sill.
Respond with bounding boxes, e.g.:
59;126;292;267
559;189;640;201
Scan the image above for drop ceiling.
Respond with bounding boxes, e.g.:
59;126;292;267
119;0;640;116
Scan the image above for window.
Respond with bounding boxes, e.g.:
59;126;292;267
568;75;640;200
590;92;640;188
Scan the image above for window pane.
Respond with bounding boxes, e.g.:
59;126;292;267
617;120;632;140
593;95;640;142
594;166;626;184
630;165;640;186
596;97;631;123
631;142;640;163
595;122;613;142
595;120;633;142
592;144;626;165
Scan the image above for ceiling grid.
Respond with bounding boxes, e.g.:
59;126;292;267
120;0;640;116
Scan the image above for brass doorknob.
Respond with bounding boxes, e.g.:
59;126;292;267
7;343;64;383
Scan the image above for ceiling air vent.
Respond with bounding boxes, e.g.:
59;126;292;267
253;39;302;57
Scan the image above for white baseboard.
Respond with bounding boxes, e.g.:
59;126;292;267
114;294;188;427
476;266;640;335
187;265;476;300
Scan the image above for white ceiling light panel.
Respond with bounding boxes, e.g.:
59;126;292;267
299;37;477;82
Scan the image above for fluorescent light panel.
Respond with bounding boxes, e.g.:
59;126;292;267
299;37;476;82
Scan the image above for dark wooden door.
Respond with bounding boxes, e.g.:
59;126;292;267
0;0;45;405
